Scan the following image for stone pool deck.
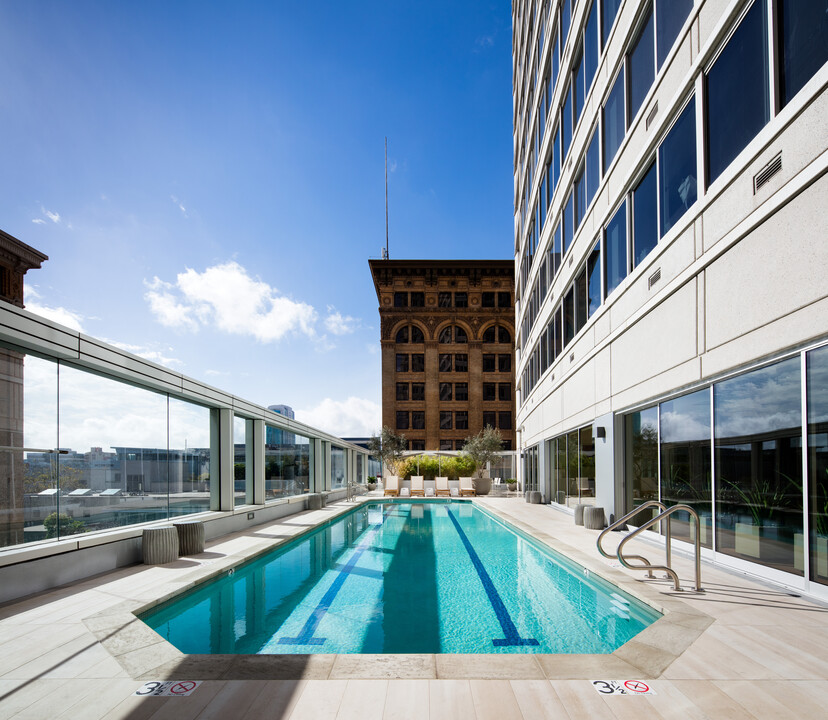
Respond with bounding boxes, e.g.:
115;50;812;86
0;495;826;719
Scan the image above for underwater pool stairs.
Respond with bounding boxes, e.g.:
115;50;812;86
0;494;827;719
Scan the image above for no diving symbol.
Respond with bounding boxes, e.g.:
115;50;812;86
624;680;650;693
135;680;202;697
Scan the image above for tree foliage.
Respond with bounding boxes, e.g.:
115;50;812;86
367;426;408;475
461;426;504;476
43;512;86;539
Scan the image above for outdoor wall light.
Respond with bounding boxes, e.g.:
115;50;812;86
596;426;606;439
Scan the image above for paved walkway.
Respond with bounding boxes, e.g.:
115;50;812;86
0;495;826;719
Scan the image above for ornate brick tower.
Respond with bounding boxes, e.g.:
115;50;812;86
369;259;515;452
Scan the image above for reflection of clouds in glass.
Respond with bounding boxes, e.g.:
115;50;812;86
19;352;212;453
807;346;828;424
21;354;58;450
715;358;801;438
661;389;710;443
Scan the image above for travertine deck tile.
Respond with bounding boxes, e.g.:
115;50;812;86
382;679;430;720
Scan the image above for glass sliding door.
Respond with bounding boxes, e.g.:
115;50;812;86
660;388;712;547
807;345;828;586
624;406;659;516
714;357;803;575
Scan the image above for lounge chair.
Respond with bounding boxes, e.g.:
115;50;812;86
459;476;475;496
384;475;399;496
410;475;425;497
435;476;450;497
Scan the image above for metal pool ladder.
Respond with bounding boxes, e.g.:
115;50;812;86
596;500;703;592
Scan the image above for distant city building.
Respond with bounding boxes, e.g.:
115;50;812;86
266;405;295;445
369;259;516;452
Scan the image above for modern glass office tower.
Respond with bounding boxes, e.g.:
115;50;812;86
512;0;828;598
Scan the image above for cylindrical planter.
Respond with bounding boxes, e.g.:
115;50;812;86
574;503;588;526
307;493;323;510
583;506;606;530
142;526;179;565
529;491;542;504
174;521;205;555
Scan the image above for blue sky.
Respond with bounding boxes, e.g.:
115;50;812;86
0;0;513;438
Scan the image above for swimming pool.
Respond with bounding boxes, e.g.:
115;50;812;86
141;501;659;654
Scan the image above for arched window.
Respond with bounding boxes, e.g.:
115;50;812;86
455;327;467;343
396;327;409;343
483;325;511;344
498;327;511;344
411;326;424;343
439;327;452;344
483;326;496;343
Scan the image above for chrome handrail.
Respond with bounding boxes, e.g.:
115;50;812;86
597;500;669;579
617;504;703;592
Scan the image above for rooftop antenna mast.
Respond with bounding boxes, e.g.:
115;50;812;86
385;137;389;260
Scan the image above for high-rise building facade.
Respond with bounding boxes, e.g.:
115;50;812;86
369;259;516;452
513;0;828;599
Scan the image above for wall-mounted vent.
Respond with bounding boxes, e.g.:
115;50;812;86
754;153;782;193
648;267;661;289
645;101;659;130
569;353;575;362
569;255;574;266
551;373;555;381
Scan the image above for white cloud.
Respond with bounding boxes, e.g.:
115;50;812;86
44;208;61;223
296;397;380;437
144;261;318;343
324;306;359;336
31;218;46;225
171;195;188;218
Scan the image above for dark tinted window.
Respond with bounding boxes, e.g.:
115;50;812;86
563;191;574;255
411;383;425;401
455;354;468;372
575;268;588;335
396;411;409;430
394;292;407;307
499;412;512;430
482;292;495;308
395;327;408;343
562;84;572;158
563;286;575;346
439;354;452;372
411;326;424;343
410;292;424;307
454;292;468;308
573;47;585;128
483;354;496;372
483;326;496;343
587;240;601;318
396;383;408;401
483;411;497;428
659;97;697;236
586;126;600;207
604;201;627;297
498;292;511;307
778;0;828;108
483;383;496;402
410;440;425;451
440;411;452;430
499;383;511;402
656;0;692;69
633;160;658;268
584;1;599;95
499;326;511;344
411;354;424;372
603;70;625;172
455;411;469;430
440;383;452;401
412;411;425;430
498;354;511;372
455;327;468;344
396;354;409;372
438;292;452;307
706;0;769;184
628;10;655;122
455;383;468;401
602;0;622;47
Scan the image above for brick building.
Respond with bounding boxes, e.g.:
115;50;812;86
369;259;515;452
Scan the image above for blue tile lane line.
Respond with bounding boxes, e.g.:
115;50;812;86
445;508;540;647
277;508;390;646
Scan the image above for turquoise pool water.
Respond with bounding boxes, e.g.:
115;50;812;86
141;501;659;654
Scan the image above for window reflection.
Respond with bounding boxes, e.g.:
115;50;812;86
807;344;828;586
659;98;697;236
265;426;311;501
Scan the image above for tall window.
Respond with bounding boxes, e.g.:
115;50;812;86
455;383;468;401
806;344;828;586
440;382;452;401
628;9;655;123
777;0;828;108
632;161;658;268
584;1;599;96
655;0;693;69
396;354;409;372
602;0;622;48
715;357;802;575
586;126;600;207
587;240;601;318
659;97;697;237
604;201;627;297
396;383;409;401
603;69;625;172
706;0;770;184
411;383;425;401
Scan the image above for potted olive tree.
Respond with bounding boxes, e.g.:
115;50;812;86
367;426;408;486
461;426;504;496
